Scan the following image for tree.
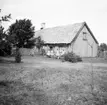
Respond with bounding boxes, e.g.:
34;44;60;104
99;43;107;52
0;31;12;56
0;9;11;56
35;36;44;50
8;19;35;62
97;43;107;57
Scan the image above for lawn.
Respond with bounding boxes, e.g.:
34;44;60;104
0;56;107;105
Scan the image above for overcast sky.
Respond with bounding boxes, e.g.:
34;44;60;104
1;0;107;44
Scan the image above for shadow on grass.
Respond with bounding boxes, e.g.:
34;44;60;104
0;57;23;64
0;57;15;64
0;81;10;87
0;80;51;105
0;80;25;89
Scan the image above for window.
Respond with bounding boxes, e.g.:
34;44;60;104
50;46;53;50
83;32;87;40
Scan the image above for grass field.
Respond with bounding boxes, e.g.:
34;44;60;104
0;56;107;105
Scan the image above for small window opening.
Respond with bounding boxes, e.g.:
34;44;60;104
83;32;87;41
50;46;53;50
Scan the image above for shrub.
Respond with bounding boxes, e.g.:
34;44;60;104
40;48;46;55
62;52;82;63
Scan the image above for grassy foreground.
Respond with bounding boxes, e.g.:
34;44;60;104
0;56;107;105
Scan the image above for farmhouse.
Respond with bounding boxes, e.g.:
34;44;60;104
35;22;98;57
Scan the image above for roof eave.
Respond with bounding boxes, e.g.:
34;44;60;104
84;22;99;44
71;22;99;45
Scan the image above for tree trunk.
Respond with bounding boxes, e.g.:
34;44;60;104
15;47;21;63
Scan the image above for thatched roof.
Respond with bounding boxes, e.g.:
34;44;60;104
35;22;98;44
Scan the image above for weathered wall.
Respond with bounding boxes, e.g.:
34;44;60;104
19;47;39;56
72;26;98;57
42;46;67;58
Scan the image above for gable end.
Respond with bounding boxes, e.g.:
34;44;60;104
84;22;98;44
71;22;98;44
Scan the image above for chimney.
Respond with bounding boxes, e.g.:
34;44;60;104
41;23;45;30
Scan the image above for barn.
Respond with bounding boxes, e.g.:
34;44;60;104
35;22;99;57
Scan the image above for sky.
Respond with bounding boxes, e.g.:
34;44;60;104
1;0;107;44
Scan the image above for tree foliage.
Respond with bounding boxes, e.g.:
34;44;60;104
8;19;35;63
97;43;107;57
0;9;11;56
8;19;35;48
0;26;4;42
0;9;11;42
35;36;44;50
99;43;107;52
0;9;11;22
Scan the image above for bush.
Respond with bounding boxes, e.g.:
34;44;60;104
40;48;46;55
62;52;82;63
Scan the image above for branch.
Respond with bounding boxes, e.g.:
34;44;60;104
16;29;30;33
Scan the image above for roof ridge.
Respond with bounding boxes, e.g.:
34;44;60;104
35;21;88;44
36;22;85;32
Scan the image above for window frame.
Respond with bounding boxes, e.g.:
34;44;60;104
83;32;87;41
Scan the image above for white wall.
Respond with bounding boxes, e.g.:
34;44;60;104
72;26;98;57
